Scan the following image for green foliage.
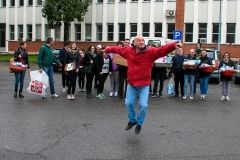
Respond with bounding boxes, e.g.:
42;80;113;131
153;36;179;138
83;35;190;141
0;55;38;63
41;0;89;41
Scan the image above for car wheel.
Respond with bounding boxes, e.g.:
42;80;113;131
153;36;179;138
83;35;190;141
54;67;59;72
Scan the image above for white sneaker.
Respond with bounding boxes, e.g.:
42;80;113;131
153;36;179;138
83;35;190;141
71;94;75;100
190;96;193;100
199;95;203;99
51;94;59;98
114;91;118;97
67;94;71;100
225;96;230;101
221;96;225;100
109;92;113;97
183;96;187;99
63;88;66;92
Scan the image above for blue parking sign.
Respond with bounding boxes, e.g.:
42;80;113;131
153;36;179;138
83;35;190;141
173;30;182;40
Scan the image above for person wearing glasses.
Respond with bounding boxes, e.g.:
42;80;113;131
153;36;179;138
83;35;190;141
82;45;97;99
182;49;197;100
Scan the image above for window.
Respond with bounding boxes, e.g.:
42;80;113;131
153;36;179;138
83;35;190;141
75;24;81;40
108;0;114;2
226;23;235;43
107;24;113;41
36;24;41;40
27;25;32;41
119;23;125;41
18;25;23;40
185;23;193;42
10;0;15;6
155;23;162;37
120;0;126;2
167;23;175;39
96;24;102;41
98;0;103;2
85;24;91;41
132;0;138;1
55;26;61;41
198;23;207;39
2;0;6;6
142;23;149;37
212;24;220;43
19;0;24;6
45;25;51;40
9;25;14;40
37;0;42;5
130;24;137;38
28;0;33;5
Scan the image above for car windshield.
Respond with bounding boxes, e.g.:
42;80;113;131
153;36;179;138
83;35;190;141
207;51;215;59
53;50;60;54
148;40;161;47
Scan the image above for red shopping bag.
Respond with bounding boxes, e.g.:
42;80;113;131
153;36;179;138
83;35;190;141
30;80;43;95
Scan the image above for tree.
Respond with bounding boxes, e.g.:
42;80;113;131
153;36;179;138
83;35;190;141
42;0;89;42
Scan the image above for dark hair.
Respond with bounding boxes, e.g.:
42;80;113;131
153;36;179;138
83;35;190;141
223;52;230;58
125;38;130;41
196;42;202;48
69;42;77;50
64;40;71;47
78;48;85;53
86;45;97;54
202;49;207;51
46;37;53;44
116;41;123;46
19;42;26;46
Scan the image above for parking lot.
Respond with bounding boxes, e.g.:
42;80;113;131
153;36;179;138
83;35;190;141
1;61;240;159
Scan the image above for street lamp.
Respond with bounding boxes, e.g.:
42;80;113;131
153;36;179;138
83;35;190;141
217;0;222;51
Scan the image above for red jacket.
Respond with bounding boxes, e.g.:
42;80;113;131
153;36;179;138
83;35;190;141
105;42;177;86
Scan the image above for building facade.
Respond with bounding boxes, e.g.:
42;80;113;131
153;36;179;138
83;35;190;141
0;0;239;52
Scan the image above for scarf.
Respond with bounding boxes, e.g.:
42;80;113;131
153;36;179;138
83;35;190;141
223;58;229;64
80;53;84;57
68;48;77;54
90;52;97;58
17;47;26;64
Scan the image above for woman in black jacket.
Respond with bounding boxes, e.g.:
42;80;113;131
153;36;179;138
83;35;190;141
198;49;213;100
82;45;97;99
13;42;30;98
95;50;113;99
64;42;79;100
218;52;237;101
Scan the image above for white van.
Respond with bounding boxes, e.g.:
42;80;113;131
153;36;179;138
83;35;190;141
130;37;173;47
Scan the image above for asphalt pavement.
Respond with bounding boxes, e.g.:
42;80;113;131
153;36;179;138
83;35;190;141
1;61;240;160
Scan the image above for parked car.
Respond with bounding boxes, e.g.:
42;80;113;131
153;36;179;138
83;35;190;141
52;48;61;71
235;60;240;84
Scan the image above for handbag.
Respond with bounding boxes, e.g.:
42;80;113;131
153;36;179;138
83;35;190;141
64;61;76;72
82;64;93;74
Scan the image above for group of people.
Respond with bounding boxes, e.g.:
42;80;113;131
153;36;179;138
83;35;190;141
170;43;237;101
12;36;236;134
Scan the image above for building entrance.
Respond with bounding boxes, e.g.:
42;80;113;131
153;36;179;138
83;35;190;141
0;24;6;50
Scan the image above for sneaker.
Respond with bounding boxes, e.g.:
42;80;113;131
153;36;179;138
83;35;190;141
51;94;59;98
42;96;46;99
202;95;206;100
67;94;71;100
63;88;66;92
125;122;137;130
78;88;83;92
71;94;75;100
183;96;187;99
221;96;225;100
156;92;159;96
199;95;203;99
151;93;156;98
96;94;103;99
225;96;230;101
82;88;85;92
190;96;193;100
109;92;114;97
114;91;118;97
159;92;163;97
100;93;105;98
135;125;142;134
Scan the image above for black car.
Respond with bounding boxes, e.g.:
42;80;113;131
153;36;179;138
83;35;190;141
52;48;61;71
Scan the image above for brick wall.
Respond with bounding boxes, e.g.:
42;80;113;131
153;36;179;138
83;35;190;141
8;41;240;58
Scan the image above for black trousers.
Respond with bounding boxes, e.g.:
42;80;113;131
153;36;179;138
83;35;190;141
61;65;69;88
153;70;166;94
78;71;85;88
174;70;184;96
94;73;98;88
118;67;127;96
85;73;94;93
97;73;108;94
194;68;199;94
67;72;77;94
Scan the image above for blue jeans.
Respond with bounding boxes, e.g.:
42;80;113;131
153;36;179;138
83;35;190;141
125;84;149;126
14;69;26;91
183;74;195;96
199;75;210;95
43;67;55;95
